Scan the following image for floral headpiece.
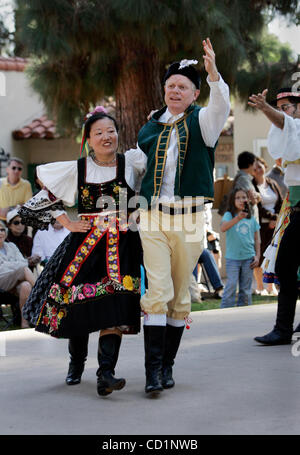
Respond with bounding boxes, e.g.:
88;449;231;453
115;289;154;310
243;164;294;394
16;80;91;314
80;105;108;156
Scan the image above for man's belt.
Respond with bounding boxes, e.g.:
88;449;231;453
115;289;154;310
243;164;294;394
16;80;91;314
158;203;203;215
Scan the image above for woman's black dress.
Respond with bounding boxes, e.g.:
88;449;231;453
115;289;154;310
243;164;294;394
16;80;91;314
22;154;142;338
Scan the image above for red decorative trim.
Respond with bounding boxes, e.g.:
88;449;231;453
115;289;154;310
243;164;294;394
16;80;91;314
36;300;47;326
60;226;106;287
277;92;300;100
106;226;122;283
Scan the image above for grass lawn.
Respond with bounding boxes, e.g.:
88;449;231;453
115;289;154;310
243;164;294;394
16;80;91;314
191;293;278;312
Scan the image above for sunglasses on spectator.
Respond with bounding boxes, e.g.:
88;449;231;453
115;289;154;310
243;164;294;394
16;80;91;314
12;220;24;226
275;104;296;112
11;166;23;171
0;228;6;232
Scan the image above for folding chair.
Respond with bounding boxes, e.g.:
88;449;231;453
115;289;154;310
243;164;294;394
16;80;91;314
0;289;21;329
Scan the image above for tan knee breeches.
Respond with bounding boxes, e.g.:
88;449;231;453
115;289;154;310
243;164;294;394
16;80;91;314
139;208;204;320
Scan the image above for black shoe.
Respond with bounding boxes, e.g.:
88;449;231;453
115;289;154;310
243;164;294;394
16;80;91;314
254;329;291;345
97;371;126;396
162;365;175;389
66;364;84;385
212;291;222;300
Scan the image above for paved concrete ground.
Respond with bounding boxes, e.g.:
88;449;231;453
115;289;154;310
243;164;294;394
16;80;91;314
1;303;300;435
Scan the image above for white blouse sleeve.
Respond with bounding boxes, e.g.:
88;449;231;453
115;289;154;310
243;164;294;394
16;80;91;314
198;74;231;147
125;147;147;191
37;161;78;207
268;115;300;161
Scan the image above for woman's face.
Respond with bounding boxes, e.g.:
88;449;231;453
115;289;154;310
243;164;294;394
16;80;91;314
0;222;7;246
87;118;118;159
253;160;265;180
234;190;248;211
9;216;25;237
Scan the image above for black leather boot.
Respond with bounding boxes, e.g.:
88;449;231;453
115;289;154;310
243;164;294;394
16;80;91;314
162;325;184;389
144;325;166;396
65;335;89;385
96;334;126;396
254;292;294;345
254;328;292;345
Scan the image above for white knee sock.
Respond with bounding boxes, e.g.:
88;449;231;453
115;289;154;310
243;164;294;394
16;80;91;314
143;313;166;326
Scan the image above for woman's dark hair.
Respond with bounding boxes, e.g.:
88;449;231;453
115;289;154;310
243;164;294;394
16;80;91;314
226;187;251;219
84;112;119;138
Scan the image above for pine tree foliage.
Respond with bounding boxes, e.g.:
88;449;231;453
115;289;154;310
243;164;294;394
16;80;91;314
16;0;300;148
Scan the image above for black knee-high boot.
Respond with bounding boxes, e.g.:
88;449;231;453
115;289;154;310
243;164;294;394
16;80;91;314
274;291;297;336
162;325;184;389
96;334;126;396
144;325;166;396
66;334;89;385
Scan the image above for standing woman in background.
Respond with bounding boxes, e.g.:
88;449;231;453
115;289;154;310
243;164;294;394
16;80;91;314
252;157;283;295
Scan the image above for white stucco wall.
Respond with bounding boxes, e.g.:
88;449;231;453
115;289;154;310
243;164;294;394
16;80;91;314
0;70;44;176
233;99;275;172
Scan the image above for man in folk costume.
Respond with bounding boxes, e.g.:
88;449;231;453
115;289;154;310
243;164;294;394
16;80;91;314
249;87;300;345
126;39;230;395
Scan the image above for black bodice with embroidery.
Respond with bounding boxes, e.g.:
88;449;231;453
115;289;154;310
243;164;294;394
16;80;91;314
77;154;135;215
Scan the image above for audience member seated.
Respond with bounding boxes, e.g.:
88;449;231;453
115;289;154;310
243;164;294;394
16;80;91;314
32;220;70;265
252;157;283;295
0;157;32;221
6;206;41;269
0;220;36;328
193;248;224;299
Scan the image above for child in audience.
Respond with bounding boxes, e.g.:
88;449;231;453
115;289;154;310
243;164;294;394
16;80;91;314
220;188;260;308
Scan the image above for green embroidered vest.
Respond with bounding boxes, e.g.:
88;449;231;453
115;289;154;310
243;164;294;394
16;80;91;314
138;105;216;205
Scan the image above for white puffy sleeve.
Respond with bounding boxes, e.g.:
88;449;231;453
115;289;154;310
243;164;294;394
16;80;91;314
125;147;147;191
199;74;231;147
37;161;78;206
268;115;300;161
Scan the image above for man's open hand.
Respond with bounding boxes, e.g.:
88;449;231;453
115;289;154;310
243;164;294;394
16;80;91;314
248;89;269;111
202;38;219;81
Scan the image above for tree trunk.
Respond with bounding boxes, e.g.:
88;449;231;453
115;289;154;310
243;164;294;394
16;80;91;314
115;36;163;151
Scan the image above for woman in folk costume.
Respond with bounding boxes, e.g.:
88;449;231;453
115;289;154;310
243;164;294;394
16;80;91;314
20;107;143;397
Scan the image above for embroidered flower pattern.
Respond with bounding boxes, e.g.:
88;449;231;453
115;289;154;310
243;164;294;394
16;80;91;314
80;185;94;209
48;276;140;305
123;275;133;291
40;303;67;334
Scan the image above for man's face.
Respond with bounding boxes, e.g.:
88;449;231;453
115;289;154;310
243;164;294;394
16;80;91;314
247;161;256;176
276;98;300;118
164;74;200;115
6;160;23;185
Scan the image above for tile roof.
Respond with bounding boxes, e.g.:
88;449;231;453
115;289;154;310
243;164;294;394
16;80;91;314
12;115;58;140
0;56;27;71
